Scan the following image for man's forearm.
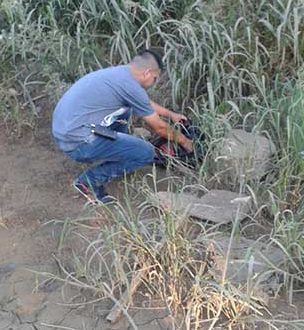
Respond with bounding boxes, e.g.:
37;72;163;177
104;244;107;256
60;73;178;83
151;101;174;119
143;112;193;153
156;125;192;152
156;124;186;145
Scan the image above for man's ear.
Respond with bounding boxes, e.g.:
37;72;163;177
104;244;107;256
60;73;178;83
144;68;152;76
141;69;148;79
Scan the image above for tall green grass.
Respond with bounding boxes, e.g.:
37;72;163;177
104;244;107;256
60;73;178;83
1;0;304;327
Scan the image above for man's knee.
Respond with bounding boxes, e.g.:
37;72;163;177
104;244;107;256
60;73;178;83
135;140;155;164
144;142;155;162
117;134;155;164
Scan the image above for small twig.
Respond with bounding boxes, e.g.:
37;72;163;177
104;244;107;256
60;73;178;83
40;323;77;330
22;93;47;107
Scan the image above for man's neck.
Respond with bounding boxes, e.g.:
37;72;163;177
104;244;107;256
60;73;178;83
128;64;143;85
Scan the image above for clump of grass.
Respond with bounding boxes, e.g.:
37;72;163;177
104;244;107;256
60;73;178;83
2;0;304;327
38;176;304;329
1;0;304;141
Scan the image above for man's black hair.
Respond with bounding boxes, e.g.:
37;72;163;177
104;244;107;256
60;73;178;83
138;48;164;71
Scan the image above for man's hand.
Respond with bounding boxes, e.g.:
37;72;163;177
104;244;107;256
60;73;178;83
180;136;193;153
143;113;193;153
151;101;188;123
170;112;188;124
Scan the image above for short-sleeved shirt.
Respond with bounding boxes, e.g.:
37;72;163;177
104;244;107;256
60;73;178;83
52;65;154;151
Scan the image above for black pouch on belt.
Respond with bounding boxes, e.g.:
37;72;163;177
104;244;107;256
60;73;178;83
91;124;117;140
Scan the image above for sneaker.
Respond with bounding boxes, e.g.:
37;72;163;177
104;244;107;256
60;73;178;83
95;185;116;205
73;179;96;203
73;179;115;205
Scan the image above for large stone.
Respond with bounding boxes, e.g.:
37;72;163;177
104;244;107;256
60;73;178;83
209;235;285;293
152;190;252;224
215;129;275;182
133;127;152;140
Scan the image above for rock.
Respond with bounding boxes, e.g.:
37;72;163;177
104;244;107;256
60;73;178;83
152;190;252;224
215;129;275;182
209;235;285;293
133;127;152;140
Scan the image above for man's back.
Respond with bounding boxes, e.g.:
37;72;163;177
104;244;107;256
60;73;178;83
52;65;153;151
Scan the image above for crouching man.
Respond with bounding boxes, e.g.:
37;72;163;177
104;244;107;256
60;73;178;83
52;49;193;204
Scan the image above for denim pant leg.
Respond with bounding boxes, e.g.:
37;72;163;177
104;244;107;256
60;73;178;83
67;132;155;189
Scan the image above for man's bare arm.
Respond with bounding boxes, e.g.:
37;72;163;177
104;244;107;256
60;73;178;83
150;101;187;123
143;112;193;153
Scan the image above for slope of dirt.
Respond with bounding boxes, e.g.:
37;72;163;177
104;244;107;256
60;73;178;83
0;123;99;329
0;120;175;330
1;135;82;226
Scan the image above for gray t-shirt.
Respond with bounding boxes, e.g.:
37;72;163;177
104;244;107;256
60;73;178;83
52;65;154;151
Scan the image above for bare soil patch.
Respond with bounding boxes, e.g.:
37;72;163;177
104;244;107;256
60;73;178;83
0;120;174;329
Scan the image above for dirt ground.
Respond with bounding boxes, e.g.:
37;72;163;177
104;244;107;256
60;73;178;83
0;118;304;330
0;120;91;328
0;118;178;330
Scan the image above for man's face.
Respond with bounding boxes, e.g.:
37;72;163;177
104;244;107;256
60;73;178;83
141;68;161;89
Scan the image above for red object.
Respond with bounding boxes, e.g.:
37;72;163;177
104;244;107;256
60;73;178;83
159;143;175;157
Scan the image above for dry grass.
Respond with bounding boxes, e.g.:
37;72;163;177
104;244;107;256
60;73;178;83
1;0;304;328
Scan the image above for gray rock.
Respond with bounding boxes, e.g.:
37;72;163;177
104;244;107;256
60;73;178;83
133;127;152;140
215;129;276;182
152;190;252;224
209;235;285;294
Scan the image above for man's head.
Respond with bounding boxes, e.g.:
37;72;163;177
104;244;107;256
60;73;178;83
129;49;163;89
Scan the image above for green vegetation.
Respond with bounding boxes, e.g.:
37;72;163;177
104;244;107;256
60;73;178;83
2;0;304;328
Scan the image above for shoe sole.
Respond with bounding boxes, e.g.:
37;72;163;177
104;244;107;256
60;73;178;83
73;182;117;205
72;182;96;204
95;196;117;205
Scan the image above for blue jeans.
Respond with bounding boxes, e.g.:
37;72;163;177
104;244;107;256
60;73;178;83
65;120;155;190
